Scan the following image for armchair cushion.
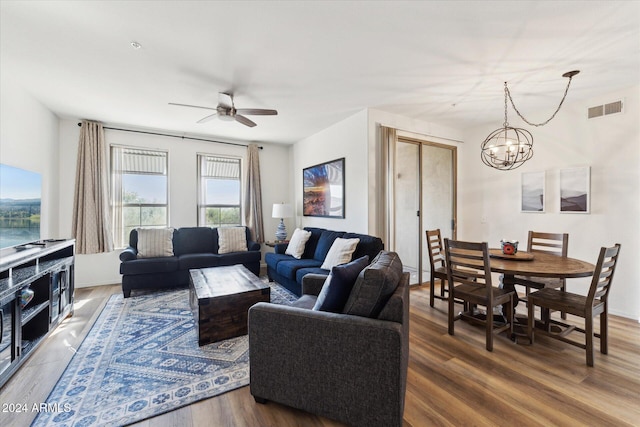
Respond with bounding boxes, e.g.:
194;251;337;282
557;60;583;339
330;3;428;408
136;228;175;258
301;227;327;259
218;226;248;254
285;228;312;259
178;253;219;270
343;251;403;318
313;230;344;261
313;255;369;313
173;227;215;255
320;237;360;270
276;259;323;280
119;256;179;275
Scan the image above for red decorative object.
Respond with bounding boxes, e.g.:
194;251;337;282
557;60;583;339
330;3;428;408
500;240;519;255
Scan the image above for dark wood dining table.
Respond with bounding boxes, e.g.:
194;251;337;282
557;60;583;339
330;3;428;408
488;249;596;305
487;249;596;339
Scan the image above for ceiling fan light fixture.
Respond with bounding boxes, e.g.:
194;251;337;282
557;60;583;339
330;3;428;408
218;114;235;122
170;92;276;127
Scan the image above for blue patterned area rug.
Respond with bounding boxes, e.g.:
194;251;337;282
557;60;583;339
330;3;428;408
32;281;297;427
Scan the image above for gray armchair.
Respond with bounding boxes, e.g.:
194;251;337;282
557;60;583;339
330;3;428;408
248;270;410;427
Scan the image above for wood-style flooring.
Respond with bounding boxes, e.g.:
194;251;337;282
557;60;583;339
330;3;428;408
1;283;639;427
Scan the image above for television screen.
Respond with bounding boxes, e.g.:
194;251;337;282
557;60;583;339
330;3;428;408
0;164;42;249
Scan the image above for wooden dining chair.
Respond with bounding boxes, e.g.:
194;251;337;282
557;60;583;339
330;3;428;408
527;244;621;367
426;229;448;307
514;231;569;318
444;239;514;351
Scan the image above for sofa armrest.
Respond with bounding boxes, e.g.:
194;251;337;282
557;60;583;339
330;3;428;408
301;273;328;296
247;240;261;251
119;246;138;261
248;303;406;426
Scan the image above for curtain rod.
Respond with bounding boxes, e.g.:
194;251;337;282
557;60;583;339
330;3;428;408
77;122;263;149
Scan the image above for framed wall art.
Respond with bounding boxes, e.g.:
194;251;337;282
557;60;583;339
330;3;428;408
303;157;345;218
521;171;545;212
559;166;590;213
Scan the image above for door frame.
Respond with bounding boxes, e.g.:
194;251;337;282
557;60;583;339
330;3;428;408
385;132;458;285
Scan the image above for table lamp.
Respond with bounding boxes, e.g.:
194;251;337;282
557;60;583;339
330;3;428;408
272;203;293;241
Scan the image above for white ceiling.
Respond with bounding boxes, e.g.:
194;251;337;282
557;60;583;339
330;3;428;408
2;1;639;145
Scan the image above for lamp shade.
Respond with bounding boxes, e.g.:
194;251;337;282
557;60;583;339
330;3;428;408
272;203;293;219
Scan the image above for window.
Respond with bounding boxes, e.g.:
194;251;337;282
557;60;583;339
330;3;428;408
198;155;241;227
111;146;168;247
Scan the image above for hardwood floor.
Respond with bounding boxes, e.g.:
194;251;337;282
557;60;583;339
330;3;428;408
1;284;639;427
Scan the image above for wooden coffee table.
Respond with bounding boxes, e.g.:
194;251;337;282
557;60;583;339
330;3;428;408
189;264;270;346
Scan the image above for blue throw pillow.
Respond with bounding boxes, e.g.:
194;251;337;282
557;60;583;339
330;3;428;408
312;255;370;313
313;230;344;261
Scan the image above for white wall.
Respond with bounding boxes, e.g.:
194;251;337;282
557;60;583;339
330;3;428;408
0;77;59;238
58;119;291;287
292;110;369;234
459;85;640;320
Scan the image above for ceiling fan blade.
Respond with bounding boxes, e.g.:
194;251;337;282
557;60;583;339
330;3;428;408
236;108;278;116
196;113;218;123
218;92;233;108
234;114;257;127
168;102;216;111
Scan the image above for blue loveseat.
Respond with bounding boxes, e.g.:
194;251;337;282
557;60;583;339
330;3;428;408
265;227;384;296
119;226;261;297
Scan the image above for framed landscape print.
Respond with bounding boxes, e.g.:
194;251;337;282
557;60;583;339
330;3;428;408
303;157;345;218
559;166;590;213
521;171;545;212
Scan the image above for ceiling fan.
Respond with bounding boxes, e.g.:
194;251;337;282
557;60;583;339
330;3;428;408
169;92;277;127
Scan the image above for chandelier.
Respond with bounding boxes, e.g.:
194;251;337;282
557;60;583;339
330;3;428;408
481;70;579;171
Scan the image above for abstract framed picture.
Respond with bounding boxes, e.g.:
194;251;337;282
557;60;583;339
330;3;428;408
521;171;545;212
559;166;590;213
303;157;345;218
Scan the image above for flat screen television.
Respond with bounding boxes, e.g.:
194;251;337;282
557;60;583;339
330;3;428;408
0;164;42;249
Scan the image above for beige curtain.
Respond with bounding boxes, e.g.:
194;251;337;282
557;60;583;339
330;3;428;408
380;125;397;249
72;120;114;254
244;144;265;243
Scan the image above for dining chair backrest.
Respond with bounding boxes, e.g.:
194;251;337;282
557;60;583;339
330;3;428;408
587;244;621;307
426;229;446;270
526;243;621;366
444;238;514;351
444;239;493;297
527;231;568;257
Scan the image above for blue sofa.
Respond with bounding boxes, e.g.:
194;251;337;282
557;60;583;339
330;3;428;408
265;227;384;296
119;226;261;297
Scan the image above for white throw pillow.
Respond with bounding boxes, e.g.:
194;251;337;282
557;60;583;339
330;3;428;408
320;237;360;270
285;228;312;259
218;226;248;254
137;228;174;258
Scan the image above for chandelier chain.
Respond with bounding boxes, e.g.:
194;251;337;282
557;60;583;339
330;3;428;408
505;75;575;127
503;84;509;127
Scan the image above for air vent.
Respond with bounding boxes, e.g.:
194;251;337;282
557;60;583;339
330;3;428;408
588;105;603;119
604;100;623;115
588;100;623;119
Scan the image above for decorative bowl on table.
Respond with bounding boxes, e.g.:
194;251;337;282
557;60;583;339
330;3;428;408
500;239;519;255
